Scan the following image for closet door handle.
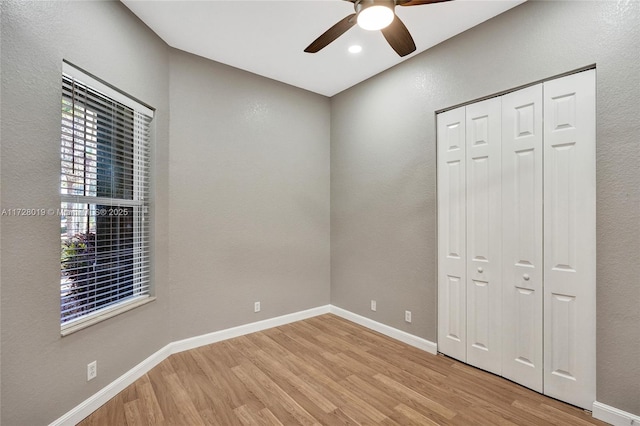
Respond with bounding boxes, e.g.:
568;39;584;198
523;274;530;281
477;267;483;273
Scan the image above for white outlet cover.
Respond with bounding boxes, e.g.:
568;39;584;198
405;311;412;323
371;300;377;311
254;302;261;313
87;361;97;381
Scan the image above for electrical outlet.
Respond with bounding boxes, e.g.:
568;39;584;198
371;300;377;311
254;301;261;313
405;310;412;323
87;360;97;381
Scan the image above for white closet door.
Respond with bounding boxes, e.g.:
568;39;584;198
501;84;544;392
465;98;502;375
437;106;467;362
543;69;596;409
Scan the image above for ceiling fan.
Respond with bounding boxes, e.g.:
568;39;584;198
304;0;452;57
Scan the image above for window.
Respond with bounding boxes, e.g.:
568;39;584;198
60;63;153;334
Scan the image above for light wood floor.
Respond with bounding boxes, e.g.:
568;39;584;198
80;314;605;425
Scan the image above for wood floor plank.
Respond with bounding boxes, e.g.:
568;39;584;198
374;373;457;420
238;348;358;425
252;349;338;413
343;374;405;415
229;334;358;425
80;393;128;426
234;404;267;426
280;332;350;374
338;376;399;419
168;352;212;410
307;372;393;424
274;331;352;381
258;407;285;426
393;403;442;426
191;346;254;410
123;399;148;426
80;314;607;426
133;375;165;425
162;373;205;425
232;361;320;426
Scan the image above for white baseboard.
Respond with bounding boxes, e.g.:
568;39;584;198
50;307;639;426
329;305;438;355
169;305;331;354
49;344;171;426
593;401;640;426
49;305;331;426
50;304;435;425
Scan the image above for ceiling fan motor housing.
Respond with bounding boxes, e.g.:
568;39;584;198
355;0;396;31
354;0;396;14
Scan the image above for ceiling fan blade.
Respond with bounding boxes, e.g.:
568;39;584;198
398;0;452;6
381;15;416;57
304;14;357;53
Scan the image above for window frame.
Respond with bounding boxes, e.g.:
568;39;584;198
60;62;155;336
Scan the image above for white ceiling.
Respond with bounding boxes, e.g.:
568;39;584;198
121;0;525;97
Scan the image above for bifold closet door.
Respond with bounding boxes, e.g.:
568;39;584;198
465;98;502;375
437;106;467;362
501;84;544;392
543;69;596;410
438;70;596;410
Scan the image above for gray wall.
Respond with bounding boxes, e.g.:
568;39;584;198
2;0;639;424
331;0;639;415
0;1;171;424
167;49;330;341
0;1;331;424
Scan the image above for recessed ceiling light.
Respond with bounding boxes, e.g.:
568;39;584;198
348;45;363;54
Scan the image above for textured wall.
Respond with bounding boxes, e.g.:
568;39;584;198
0;1;171;424
2;0;638;423
168;50;330;341
331;0;640;414
1;1;331;423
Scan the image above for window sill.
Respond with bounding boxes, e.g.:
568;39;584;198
61;295;156;337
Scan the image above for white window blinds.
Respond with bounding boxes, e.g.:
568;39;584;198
60;63;153;329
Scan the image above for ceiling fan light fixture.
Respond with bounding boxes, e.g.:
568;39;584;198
356;1;395;31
